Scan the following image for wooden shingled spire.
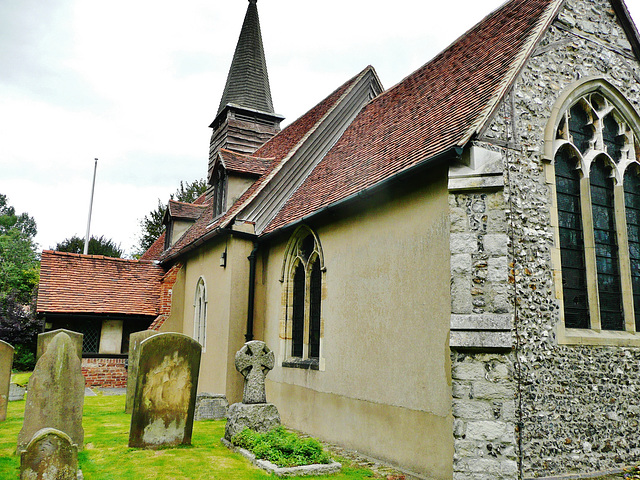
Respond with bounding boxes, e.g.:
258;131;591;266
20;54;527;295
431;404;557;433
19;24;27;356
207;0;284;201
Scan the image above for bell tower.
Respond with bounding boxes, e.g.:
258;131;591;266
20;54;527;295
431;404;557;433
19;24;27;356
207;0;284;200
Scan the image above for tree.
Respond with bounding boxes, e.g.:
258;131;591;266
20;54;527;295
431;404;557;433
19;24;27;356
0;194;39;304
55;235;124;258
135;178;207;255
0;194;41;370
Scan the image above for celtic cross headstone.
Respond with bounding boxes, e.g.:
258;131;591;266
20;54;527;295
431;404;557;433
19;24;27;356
235;340;275;404
224;340;280;441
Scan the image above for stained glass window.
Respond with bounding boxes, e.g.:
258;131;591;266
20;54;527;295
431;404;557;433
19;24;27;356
292;262;305;357
625;167;640;332
569;104;592;154
603;115;624;163
590;159;624;330
309;260;322;358
555;149;590;328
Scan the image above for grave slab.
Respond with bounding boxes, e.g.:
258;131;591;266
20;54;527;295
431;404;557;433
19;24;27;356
128;332;201;449
17;332;85;452
0;339;14;421
195;393;228;421
37;329;83;362
125;330;158;413
20;428;78;480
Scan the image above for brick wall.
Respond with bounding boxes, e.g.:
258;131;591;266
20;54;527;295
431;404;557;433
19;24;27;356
81;357;127;388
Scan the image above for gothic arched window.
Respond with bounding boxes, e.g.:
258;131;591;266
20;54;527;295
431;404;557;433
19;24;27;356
193;277;207;350
551;85;640;339
281;226;324;369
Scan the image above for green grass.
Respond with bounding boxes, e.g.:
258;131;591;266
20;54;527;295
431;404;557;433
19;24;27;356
9;372;31;386
1;394;377;479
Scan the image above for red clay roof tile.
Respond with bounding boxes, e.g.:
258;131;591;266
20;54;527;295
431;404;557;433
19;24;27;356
37;250;164;316
263;0;560;234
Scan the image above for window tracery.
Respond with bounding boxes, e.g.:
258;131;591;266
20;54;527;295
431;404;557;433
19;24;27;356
552;88;640;339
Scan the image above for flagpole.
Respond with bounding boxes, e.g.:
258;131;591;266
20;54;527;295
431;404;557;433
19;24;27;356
84;158;98;255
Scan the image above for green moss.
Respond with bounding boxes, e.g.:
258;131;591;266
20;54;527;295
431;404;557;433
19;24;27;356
231;426;332;468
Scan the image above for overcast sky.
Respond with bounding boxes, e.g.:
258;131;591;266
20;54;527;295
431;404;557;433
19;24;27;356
2;0;640;256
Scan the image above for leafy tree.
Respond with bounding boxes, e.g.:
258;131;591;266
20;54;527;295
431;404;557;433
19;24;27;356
0;194;39;304
135;178;207;255
55;235;124;258
0;194;41;370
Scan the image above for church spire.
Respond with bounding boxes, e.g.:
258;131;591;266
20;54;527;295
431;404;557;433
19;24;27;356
217;0;274;115
206;0;283;201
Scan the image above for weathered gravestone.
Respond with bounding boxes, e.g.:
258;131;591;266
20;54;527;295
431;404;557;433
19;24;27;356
224;340;281;441
17;332;85;453
9;383;26;401
125;330;158;413
20;428;78;480
36;329;83;362
195;393;228;421
0;339;14;421
128;333;201;448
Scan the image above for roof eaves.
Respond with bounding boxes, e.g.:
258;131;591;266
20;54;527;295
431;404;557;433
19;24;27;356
261;145;463;240
460;0;565;146
220;66;376;231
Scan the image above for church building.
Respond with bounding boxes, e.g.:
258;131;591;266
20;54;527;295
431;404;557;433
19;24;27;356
39;0;640;478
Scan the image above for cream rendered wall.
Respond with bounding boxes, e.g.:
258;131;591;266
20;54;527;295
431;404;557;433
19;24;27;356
175;234;254;403
227;176;255;211
258;167;453;479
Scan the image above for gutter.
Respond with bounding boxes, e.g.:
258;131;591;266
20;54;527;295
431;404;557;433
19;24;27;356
160;226;257;266
245;242;259;342
260;145;464;241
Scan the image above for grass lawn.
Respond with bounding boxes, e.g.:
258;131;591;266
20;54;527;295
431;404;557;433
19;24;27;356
0;394;378;480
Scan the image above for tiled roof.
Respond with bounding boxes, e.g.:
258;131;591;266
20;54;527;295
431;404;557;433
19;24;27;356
139;232;166;261
219;149;272;176
37;251;164;316
263;0;561;234
160;69;365;261
167;200;207;220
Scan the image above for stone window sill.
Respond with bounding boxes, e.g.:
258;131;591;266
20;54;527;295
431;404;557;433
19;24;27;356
558;327;640;347
282;358;319;370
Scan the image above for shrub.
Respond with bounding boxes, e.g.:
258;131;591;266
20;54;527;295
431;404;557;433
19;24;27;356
231;427;331;468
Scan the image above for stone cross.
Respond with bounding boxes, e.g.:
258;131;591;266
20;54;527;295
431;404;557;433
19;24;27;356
235;340;274;404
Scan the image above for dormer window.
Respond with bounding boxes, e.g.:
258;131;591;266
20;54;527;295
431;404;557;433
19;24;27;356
212;165;227;218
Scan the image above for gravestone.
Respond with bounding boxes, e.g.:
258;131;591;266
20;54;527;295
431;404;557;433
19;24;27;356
37;329;83;362
20;428;78;480
128;333;201;449
224;341;281;441
194;393;228;421
125;330;158;413
9;383;26;401
0;339;14;421
17;332;85;453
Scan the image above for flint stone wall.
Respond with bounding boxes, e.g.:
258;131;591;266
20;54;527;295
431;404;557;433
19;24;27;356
454;0;640;477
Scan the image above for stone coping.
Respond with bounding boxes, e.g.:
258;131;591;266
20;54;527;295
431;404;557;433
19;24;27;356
221;438;342;477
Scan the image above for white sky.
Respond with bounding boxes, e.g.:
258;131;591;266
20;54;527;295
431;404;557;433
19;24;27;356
2;0;640;256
